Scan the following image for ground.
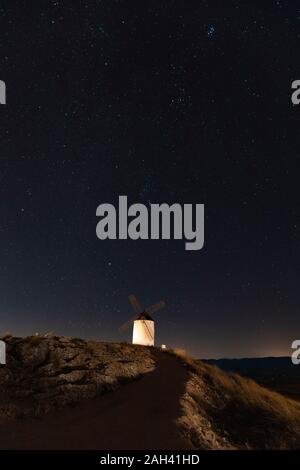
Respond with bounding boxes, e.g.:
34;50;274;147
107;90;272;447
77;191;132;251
2;335;300;450
0;347;192;450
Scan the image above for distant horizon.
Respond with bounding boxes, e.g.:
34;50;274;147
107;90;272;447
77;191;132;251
201;355;292;361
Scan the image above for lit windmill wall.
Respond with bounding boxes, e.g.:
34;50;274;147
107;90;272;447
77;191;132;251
132;319;154;346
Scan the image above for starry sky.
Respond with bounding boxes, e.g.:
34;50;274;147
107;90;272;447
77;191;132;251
0;0;300;358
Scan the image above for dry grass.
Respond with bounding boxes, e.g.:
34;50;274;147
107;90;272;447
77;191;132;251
167;348;300;449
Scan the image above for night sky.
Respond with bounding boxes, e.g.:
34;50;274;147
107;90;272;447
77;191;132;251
0;1;300;358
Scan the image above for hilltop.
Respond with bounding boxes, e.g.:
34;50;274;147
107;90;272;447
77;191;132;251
1;335;300;449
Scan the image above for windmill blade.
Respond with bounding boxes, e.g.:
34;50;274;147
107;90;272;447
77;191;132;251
119;314;137;333
145;300;166;316
128;294;142;314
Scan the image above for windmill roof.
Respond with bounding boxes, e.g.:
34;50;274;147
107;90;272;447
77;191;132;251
137;312;154;321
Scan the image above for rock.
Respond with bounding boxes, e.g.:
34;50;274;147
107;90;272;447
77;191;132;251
0;335;155;420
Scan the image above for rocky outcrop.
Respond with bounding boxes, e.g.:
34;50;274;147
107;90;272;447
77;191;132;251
0;335;155;420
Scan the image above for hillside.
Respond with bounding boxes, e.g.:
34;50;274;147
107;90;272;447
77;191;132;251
0;334;154;420
203;357;300;400
1;336;300;449
174;352;300;449
0;342;191;450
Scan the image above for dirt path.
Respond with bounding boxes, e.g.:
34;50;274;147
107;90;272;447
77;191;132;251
0;351;193;450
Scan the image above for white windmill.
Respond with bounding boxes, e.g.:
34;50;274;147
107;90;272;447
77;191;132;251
120;294;166;346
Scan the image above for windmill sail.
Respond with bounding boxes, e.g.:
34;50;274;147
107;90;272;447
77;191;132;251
145;300;166;316
119;314;138;332
128;294;142;314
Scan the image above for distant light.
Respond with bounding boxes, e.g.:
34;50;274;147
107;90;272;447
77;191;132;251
161;344;167;350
